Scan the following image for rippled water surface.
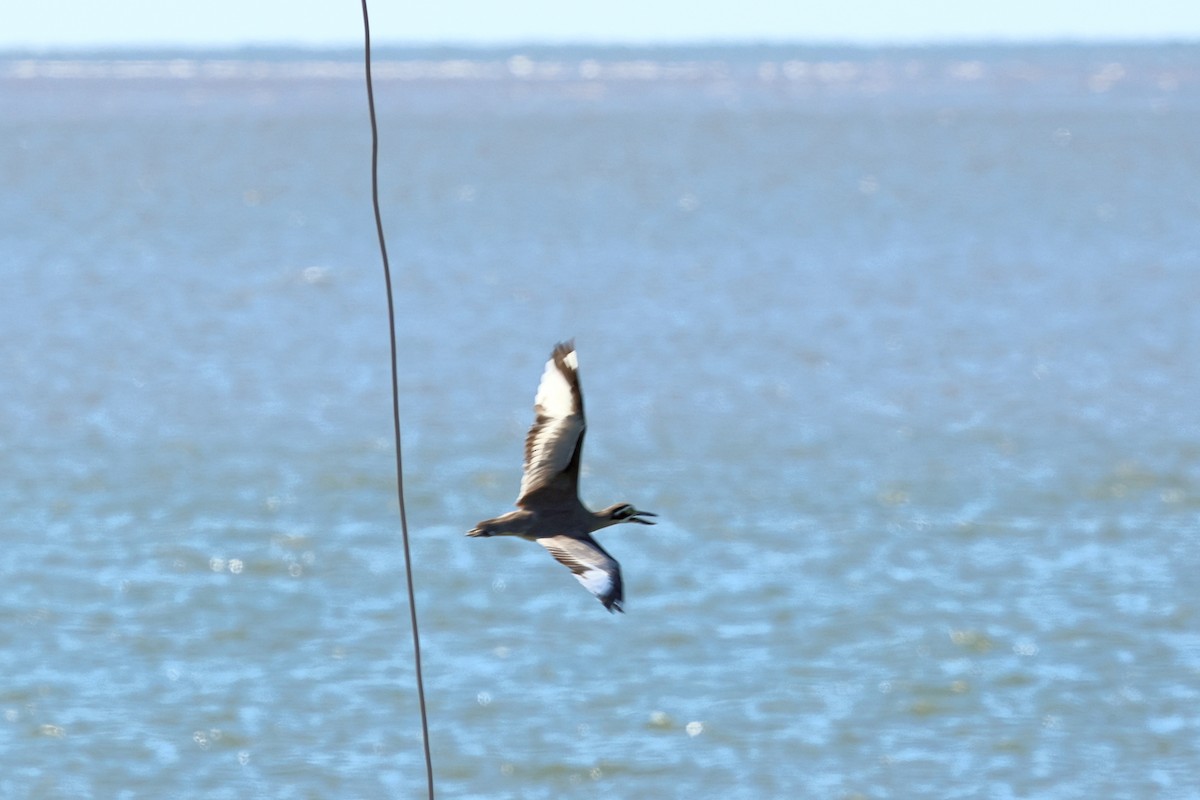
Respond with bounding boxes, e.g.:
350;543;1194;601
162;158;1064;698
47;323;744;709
3;44;1200;798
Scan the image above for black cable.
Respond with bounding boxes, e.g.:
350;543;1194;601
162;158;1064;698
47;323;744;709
359;3;435;797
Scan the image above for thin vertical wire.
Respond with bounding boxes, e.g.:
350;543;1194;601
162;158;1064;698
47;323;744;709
359;2;435;797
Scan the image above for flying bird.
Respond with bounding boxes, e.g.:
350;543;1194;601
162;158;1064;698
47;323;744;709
467;341;656;612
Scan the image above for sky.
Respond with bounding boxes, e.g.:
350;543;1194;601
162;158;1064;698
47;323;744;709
3;0;1199;49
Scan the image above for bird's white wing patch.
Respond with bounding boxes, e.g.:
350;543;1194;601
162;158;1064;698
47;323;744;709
536;535;623;612
533;352;576;420
519;344;585;502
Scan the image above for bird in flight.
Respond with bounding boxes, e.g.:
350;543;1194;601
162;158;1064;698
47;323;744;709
468;341;656;612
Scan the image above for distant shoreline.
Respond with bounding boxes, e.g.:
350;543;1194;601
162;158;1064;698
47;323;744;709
2;39;1198;62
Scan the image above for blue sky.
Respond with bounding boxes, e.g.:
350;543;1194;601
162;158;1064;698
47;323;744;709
4;0;1199;48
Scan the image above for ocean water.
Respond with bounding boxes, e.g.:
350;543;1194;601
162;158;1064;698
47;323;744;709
2;44;1199;798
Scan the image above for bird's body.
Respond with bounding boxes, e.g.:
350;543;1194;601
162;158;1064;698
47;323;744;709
468;341;655;612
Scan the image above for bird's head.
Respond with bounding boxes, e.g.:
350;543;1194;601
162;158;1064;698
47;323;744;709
604;503;657;526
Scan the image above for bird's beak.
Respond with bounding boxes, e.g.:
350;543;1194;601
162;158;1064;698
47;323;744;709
630;510;657;525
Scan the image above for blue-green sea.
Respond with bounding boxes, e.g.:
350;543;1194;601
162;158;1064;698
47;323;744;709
2;44;1199;798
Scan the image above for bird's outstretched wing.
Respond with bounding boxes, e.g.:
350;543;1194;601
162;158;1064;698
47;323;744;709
535;534;624;612
517;341;586;505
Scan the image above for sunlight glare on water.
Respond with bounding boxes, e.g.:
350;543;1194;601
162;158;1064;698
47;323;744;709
2;43;1200;798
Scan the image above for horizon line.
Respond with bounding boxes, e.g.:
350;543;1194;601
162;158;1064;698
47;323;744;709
3;35;1199;55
